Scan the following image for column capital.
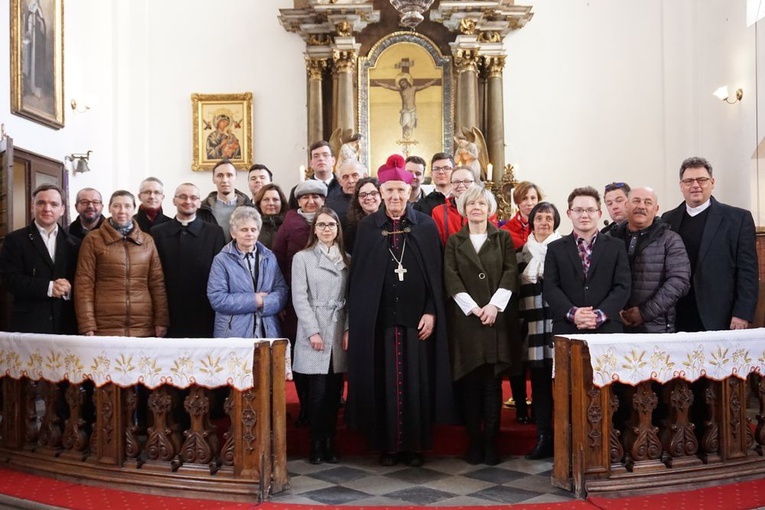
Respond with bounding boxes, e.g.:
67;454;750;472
430;1;534;39
453;48;481;74
483;55;506;79
305;58;329;80
333;49;358;74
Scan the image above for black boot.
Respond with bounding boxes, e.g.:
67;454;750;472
483;377;502;466
525;434;554;460
323;437;339;464
462;375;484;465
309;440;324;464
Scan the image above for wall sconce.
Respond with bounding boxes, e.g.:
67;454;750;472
713;86;743;104
70;99;90;113
65;151;92;174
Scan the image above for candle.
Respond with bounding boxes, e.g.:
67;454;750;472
486;163;493;182
299;165;306;182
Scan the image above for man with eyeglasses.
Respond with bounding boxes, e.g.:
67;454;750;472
0;184;80;334
134;177;171;233
67;187;105;239
288;141;343;209
544;186;630;334
601;182;631;234
150;183;225;338
414;152;454;217
662;157;758;331
431;166;478;245
609;187;691;333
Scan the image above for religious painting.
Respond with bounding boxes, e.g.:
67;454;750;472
360;32;453;175
191;92;253;171
10;0;64;129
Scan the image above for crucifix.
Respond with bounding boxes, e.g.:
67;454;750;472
394;263;407;282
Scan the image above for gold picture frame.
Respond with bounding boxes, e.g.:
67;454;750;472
10;0;65;130
192;92;253;171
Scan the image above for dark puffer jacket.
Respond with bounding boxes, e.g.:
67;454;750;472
610;219;691;333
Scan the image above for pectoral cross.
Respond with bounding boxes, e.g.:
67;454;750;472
394;263;407;282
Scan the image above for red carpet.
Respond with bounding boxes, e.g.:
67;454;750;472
286;380;539;458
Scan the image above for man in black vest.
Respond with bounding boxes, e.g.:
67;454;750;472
0;184;80;334
662;157;758;331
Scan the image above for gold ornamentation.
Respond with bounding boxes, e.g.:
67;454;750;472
307;33;331;46
454;49;480;74
478;31;502;43
335;20;352;37
333;50;358;73
483;56;506;79
191;93;253;172
496;164;518;221
306;58;329;81
459;18;476;35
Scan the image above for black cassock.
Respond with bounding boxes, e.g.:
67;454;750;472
346;205;455;453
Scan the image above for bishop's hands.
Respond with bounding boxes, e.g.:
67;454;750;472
417;314;435;340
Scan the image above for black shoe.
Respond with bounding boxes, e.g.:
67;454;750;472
379;452;397;466
484;439;500;466
525;434;554;460
323;437;339;464
466;441;484;465
405;451;424;467
309;440;324;464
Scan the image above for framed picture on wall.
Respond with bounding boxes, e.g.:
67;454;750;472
10;0;65;130
191;92;253;171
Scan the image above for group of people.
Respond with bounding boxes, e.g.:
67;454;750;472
0;144;757;470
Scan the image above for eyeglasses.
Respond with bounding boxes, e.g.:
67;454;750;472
680;177;712;186
570;208;600;216
140;190;163;196
451;179;475;186
316;222;338;230
604;182;627;193
358;191;380;199
175;195;200;202
432;166;453;173
77;200;102;207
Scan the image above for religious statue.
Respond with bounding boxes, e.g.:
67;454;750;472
329;128;362;169
453;126;489;181
371;73;439;140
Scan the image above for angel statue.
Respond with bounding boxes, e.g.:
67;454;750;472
329;128;362;169
453;126;489;181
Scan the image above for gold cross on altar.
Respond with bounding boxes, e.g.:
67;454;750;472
396;136;418;157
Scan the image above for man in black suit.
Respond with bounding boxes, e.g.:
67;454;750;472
544;186;631;334
67;187;105;240
662;157;758;331
0;184;80;334
150;183;225;338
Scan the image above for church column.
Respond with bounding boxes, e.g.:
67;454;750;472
453;47;481;131
306;57;328;146
484;55;506;184
332;49;358;134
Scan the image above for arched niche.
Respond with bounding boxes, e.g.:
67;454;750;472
359;32;453;173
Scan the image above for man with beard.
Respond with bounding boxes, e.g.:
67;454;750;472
346;154;454;467
67;188;105;239
151;183;225;338
610;187;690;333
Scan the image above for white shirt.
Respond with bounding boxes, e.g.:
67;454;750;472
686;199;711;217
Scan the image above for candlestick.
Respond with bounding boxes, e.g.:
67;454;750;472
299;165;306;182
487;163;493;182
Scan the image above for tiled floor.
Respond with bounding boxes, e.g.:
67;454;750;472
270;455;576;507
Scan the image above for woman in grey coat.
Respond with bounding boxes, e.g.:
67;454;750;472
291;207;350;465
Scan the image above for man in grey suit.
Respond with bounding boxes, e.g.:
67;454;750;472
662;157;758;331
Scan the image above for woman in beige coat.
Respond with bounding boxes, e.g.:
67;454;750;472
291;207;349;465
75;190;168;337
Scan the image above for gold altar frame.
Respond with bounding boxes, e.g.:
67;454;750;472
10;0;65;129
191;92;253;171
359;32;453;173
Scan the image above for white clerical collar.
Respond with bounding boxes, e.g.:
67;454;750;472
177;215;196;226
685;199;711;217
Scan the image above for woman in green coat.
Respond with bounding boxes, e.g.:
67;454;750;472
444;185;519;466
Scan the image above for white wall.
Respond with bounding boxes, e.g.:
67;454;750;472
0;0;760;227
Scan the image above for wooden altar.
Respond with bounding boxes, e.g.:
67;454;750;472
0;332;288;502
553;329;765;498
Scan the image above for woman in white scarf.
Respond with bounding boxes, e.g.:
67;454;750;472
518;202;561;460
